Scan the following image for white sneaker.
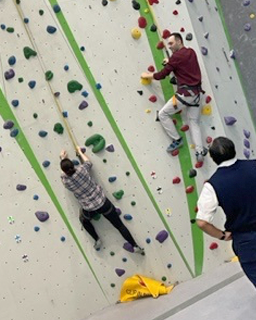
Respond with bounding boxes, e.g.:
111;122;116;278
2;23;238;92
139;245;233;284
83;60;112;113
94;239;102;251
133;246;145;255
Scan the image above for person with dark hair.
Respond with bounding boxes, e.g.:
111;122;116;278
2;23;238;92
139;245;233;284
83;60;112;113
141;32;207;162
196;136;256;288
60;148;144;254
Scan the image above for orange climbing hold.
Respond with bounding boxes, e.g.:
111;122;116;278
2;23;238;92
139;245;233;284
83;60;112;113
149;95;157;103
138;16;147;28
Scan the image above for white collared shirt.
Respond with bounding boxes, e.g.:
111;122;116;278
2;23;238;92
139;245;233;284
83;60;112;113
196;158;237;222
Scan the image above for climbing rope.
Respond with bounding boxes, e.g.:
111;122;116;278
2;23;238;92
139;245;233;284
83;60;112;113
12;0;79;150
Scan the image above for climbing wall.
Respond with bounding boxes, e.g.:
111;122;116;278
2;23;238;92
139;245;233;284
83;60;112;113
0;0;255;319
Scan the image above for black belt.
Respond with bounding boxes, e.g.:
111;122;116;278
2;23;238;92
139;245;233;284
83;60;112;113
175;93;201;107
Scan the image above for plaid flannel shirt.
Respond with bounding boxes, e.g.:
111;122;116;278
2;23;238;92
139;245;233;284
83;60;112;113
61;161;106;211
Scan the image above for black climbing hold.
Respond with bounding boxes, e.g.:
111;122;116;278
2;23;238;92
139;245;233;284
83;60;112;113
155;111;160;122
189;169;197;178
150;24;157;32
132;0;140;10
211;126;215;130
186;33;193;41
175;0;181;4
102;0;108;6
170;76;177;85
137;90;143;96
190;219;196;224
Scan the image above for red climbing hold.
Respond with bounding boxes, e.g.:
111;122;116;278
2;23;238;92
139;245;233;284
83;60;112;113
171;149;179;156
148;65;155;72
173;10;178;15
162;29;171;39
195;161;204;168
194;206;198;213
205;95;212;104
180;124;189;132
149;95;157;103
157;41;165;49
148;0;159;5
206;136;212;144
180;27;185;32
209;242;218;250
173;119;177;125
186;186;194;193
172;177;181;184
138;16;147;28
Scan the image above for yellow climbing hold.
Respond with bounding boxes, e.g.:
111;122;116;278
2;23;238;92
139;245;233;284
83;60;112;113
250;13;255;19
165;208;172;216
131;27;142;40
140;77;152;85
201;104;212;115
231;256;239;262
190;144;195;149
145;109;151;113
144;8;149;13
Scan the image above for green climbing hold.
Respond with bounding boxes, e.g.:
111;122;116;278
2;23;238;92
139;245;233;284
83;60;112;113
18;77;24;83
85;134;106;153
39;9;44;15
87;121;93;127
33;113;38;119
53;123;64;134
110;283;115;288
126;171;130;176
45;70;54;81
131;201;136;206
110;251;115;256
7;27;14;33
23;46;37;59
16;0;21;4
67;80;83;93
162;276;167;282
103;159;107;163
113;190;124;200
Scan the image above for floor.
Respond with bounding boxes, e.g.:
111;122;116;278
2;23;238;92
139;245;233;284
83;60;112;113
83;262;256;320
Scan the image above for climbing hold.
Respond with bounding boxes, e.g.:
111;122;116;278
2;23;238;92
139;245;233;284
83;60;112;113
243;129;250;139
81;91;89;98
162;276;167;282
79;100;89;110
24;18;29;24
80;46;85;52
110;284;116;288
105;144;115;152
95;83;102;90
102;0;108;5
122;257;127;262
150;171;157;179
54;92;60;97
146;238;151;244
190;219;196;224
115;268;125;277
209;242;218;250
38;130;48;138
204;32;209;39
148;65;155;72
42;160;50;168
3;120;14;129
4;69;15;80
250;13;255;19
53;123;64;134
116;208;122;216
10;128;19;137
64;65;69;71
149;95;157;103
140;77;152;85
35;211;49;222
189;169;197;178
16;184;27;191
156;230;169;243
224;116;237;126
145;109;151;113
60;236;66;242
157;41;165;49
167;263;172;269
123;242;134;253
148;0;159;4
205;95;212;103
34;226;40;232
244;139;250;149
180;124;189;132
201;47;208;55
244;149;250;159
103;159;107;163
229;50;236;59
173;10;178;15
113;190;124;200
53;4;61;13
138;16;147;28
68;80;83;93
131;27;141;39
206;136;212;144
33;195;39;200
33;113;38;119
132;0;140;10
171;149;179;156
39;9;44;15
201;105;212;115
47;26;57;34
198;16;203;22
8;56;16;66
150;24;157;32
87;121;93;127
244;23;251;31
23;46;37;59
186;33;193;41
126;171;130;176
11;100;19;107
18;77;24;83
162;29;171;39
186;186;194;193
131;201;136;206
45;70;54;81
0;24;6;30
85;134;106;153
176;0;181;4
108;176;117;183
6;27;14;33
123;214;133;221
157;187;163;194
28;80;36;89
243;0;250;5
180;27;185;32
195;161;203;168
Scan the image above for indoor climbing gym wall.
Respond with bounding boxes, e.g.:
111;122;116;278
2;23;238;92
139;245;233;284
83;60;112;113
0;0;255;319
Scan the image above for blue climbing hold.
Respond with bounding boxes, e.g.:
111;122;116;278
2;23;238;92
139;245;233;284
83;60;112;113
146;238;151;244
33;195;39;200
108;176;117;183
167;263;172;269
24;18;29;23
8;56;16;66
38;130;48;138
96;83;102;90
122;257;127;262
47;26;57;34
42;160;50;168
34;226;40;232
1;24;6;30
62;111;68;117
53;4;61;13
10;128;19;137
28;80;36;89
81;90;89;97
64;65;69;71
11;100;19;107
123;214;133;221
60;236;66;242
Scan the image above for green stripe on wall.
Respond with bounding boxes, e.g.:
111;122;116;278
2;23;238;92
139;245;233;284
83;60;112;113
140;0;204;276
48;0;194;277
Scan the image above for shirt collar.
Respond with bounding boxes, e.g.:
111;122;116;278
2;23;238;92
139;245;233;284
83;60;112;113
218;157;237;168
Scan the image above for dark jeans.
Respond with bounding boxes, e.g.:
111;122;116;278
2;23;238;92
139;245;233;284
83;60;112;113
232;231;256;288
79;198;137;247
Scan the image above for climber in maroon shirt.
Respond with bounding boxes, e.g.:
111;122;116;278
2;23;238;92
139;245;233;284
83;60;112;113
141;33;207;162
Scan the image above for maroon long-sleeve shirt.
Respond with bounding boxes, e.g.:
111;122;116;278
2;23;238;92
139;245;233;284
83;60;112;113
153;47;202;95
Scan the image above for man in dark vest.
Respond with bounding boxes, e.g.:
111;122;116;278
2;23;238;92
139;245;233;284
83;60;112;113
196;136;256;288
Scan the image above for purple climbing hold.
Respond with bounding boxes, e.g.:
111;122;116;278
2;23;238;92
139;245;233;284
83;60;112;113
201;46;208;55
54;92;60;97
35;211;49;222
115;268;125;277
105;144;115;152
244;139;250;149
156;230;169;243
229;50;236;59
78;101;88;110
4;69;15;80
224;116;237;126
188;0;194;2
243;129;250;139
244;23;251;31
116;208;122;215
243;0;250;6
123;242;134;253
3;120;14;129
244;149;250;159
16;184;27;191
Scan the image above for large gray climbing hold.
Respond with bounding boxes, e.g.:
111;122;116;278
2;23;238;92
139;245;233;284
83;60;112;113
244;139;250;149
123;242;134;253
35;211;49;222
243;129;250;139
115;268;125;277
224;116;237;126
156;230;169;243
244;149;250;159
16;184;27;191
3;120;14;129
